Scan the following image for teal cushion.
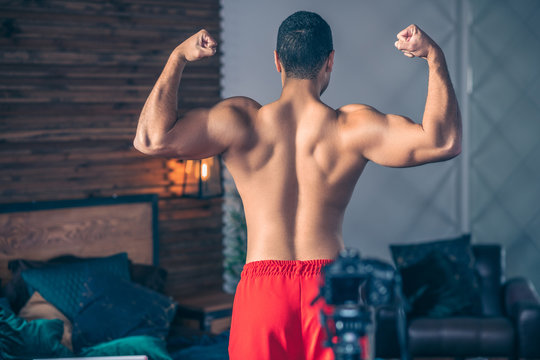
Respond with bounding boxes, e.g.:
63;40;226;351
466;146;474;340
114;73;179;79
21;253;130;320
0;304;72;359
79;335;172;360
72;274;177;352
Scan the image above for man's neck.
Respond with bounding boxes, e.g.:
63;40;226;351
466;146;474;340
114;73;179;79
280;78;322;103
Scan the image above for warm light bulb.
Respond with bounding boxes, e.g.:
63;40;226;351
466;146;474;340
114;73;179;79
201;163;209;181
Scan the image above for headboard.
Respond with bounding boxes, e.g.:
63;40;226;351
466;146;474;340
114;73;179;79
0;195;158;286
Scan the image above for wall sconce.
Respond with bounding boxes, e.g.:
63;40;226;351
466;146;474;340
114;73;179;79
167;156;223;198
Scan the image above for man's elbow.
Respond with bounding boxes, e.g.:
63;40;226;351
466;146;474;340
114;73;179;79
133;134;167;156
441;137;462;160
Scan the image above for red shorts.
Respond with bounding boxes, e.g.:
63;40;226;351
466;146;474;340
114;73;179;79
228;259;335;360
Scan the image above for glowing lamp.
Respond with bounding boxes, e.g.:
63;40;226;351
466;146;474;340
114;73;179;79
167;156;223;198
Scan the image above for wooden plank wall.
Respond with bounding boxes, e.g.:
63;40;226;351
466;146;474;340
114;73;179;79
0;0;224;298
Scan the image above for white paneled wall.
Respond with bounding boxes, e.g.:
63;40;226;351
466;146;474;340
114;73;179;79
469;0;540;290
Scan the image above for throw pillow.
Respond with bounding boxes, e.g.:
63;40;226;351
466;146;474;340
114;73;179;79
19;291;73;351
71;274;177;353
399;251;473;317
130;262;168;294
6;254;106;313
390;234;481;317
21;252;130;320
0;297;11;310
79;335;172;360
0;303;72;359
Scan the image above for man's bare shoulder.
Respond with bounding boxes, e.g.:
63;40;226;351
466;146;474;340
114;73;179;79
216;96;262;116
337;103;385;129
209;97;261;152
337;103;381;117
209;96;261;131
335;104;389;156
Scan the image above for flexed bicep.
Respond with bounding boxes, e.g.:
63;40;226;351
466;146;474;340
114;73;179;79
363;113;437;167
146;96;259;159
344;106;459;168
167;98;256;159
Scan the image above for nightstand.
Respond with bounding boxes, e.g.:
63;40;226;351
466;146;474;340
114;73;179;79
176;291;235;333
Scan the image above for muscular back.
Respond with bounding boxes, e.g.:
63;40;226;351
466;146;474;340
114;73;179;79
224;97;368;262
135;26;461;263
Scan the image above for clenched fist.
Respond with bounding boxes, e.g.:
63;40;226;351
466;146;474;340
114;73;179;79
394;24;440;60
176;29;217;62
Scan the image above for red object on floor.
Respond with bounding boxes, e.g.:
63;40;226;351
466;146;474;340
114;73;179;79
229;259;335;360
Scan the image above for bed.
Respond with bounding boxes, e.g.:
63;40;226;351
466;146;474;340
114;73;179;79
0;195;229;360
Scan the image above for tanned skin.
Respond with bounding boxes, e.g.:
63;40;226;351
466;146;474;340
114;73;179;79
134;24;462;263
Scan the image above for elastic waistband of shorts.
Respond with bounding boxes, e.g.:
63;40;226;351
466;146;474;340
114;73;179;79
241;259;334;278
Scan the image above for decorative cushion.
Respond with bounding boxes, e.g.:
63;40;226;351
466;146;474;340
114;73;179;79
21;253;130;320
130;262;168;294
0;297;11;310
5;254;154;313
18;291;73;351
6;254;104;313
399;251;472;317
0;303;72;359
390;235;481;317
79;335;172;360
71;274;177;353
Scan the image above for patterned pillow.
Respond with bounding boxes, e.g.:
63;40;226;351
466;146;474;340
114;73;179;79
390;235;481;317
5;255;85;314
71;274;177;353
21;253;130;320
6;254;156;313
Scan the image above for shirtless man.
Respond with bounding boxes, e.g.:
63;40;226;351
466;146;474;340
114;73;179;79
134;11;461;360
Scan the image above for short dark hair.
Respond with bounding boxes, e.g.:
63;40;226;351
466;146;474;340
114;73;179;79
276;11;333;80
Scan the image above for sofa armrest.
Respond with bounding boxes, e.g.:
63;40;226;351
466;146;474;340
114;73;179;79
374;306;401;358
503;277;540;358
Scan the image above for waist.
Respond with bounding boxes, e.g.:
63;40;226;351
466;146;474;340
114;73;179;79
241;259;334;278
245;232;344;263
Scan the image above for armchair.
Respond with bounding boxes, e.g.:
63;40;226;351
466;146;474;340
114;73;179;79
375;244;540;359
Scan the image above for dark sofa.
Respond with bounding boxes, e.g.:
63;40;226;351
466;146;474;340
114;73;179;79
375;244;540;359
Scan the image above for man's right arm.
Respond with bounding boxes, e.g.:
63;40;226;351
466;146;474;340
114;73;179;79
133;30;258;160
343;24;462;168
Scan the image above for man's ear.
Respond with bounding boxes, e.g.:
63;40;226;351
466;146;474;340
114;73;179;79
274;50;282;73
326;50;335;72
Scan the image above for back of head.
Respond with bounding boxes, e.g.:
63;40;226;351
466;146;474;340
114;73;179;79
276;11;333;80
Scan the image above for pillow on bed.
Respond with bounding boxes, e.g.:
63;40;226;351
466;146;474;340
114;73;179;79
0;297;11;310
21;253;130;320
0;302;73;359
18;291;73;351
71;274;177;353
130;262;168;294
5;256;82;313
79;335;172;360
6;255;157;312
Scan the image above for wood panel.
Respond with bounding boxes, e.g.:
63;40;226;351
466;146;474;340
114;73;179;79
0;0;224;298
0;199;156;284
